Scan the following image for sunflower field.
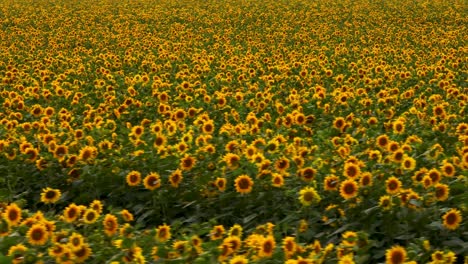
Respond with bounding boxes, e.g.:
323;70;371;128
0;0;467;263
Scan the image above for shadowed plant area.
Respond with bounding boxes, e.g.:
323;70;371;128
0;0;466;263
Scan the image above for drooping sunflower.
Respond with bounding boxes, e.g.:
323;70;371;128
385;176;402;194
155;224;171;242
143;172;161;191
299;186;321;206
234;175;254;194
385;245;407;264
339;179;359;200
442;208;462;230
27;223;49;246
126;171;141;187
4;203;22;226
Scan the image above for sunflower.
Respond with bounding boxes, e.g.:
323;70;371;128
271;173;284;187
343;163;361;179
299;186;321;206
39;187;61;204
385;176;402;194
324;175;339;191
7;244;28;263
274;157;290;172
401;156;416;171
153;134;167;148
218;243;232;262
359;172;373;187
434;183;450;201
224;236;242;252
120;209;134;222
103;214;119;236
442;208;462;230
130;125;144;138
4;203;22;226
48;243;66;258
202;120;215;134
234;175;254;194
339;179;359;200
333;117;346;130
228;224;243;238
385;245;407;264
82;209;98;224
341;231;358;247
392;120;405;134
73;243;92;263
282;236;297;258
78;146;97;162
258;236;276;258
24;147;39;162
68;232;84;250
180;155;196;171
143;172;161;191
299;167;316;182
207;225;225;241
426;169;441;184
223;153;241;169
391;149;405;163
376;134;390;149
169;169;183;188
27;223;49;246
53;145;68;160
229;255;248;264
440;162;455;177
215;177;227;192
155;224;171;242
126;171;141;186
63;203;81;223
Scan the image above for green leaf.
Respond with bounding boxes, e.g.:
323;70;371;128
0;254;12;264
